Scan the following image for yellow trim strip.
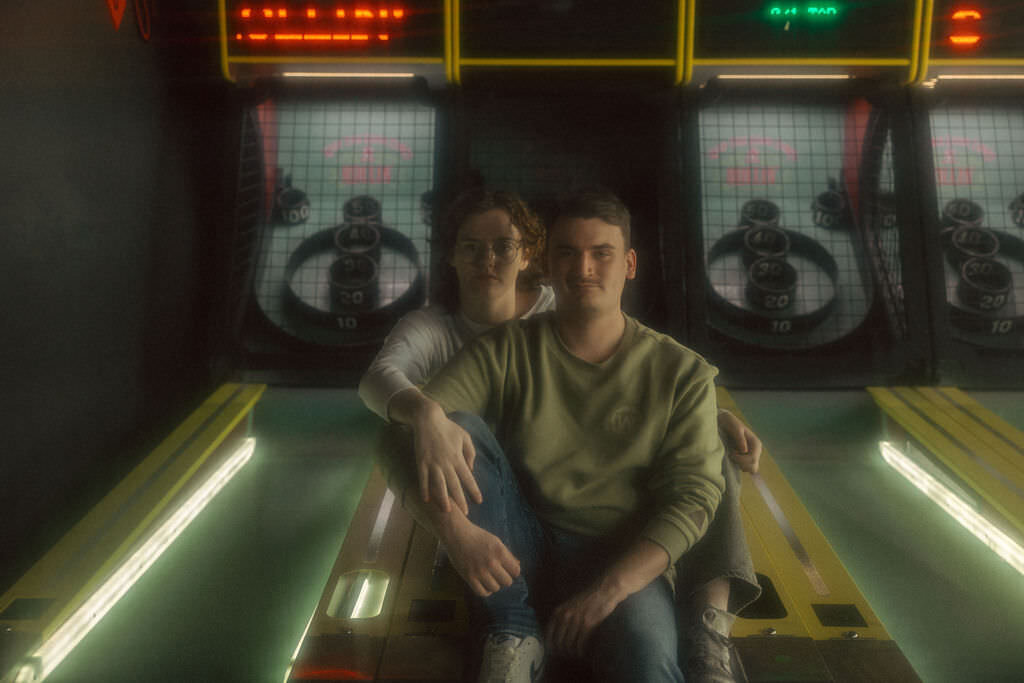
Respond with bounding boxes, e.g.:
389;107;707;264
683;0;696;85
443;0;453;84
930;59;1024;66
719;389;891;642
458;58;676;67
692;58;911;66
733;503;814;639
868;387;1024;539
218;0;234;83
890;388;1024;526
913;0;934;84
906;0;925;84
227;56;444;64
674;0;687;85
938;388;1024;455
452;0;461;84
918;388;1024;480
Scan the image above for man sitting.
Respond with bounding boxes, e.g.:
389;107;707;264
380;189;729;682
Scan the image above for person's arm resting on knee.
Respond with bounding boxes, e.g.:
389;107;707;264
547;370;725;657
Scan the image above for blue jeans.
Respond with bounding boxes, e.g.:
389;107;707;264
451;412;683;683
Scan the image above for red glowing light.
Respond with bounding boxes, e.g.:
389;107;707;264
355;9;374;19
352;33;369;41
236;32;243;39
275;33;303;40
378;33;389;41
262;8;273;18
241;8;252;18
278;8;288;18
380;9;388;18
393;8;405;18
950;34;981;46
336;9;346;18
307;8;317;18
250;33;269;40
952;9;982;21
334;34;350;40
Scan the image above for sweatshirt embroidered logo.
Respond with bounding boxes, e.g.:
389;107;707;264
605;406;641;436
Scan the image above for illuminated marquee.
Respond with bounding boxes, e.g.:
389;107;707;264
234;5;408;44
767;4;841;19
949;7;982;48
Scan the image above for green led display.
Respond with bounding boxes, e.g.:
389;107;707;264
767;4;841;19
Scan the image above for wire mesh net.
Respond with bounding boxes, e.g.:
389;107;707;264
696;96;904;349
928;104;1024;346
241;97;437;348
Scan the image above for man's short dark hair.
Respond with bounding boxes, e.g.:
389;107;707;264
552;188;631;250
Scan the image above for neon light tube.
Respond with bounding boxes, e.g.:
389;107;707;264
950;35;981;46
937;74;1024;80
281;72;416;78
879;441;1024;576
281;606;318;683
952;10;982;20
717;74;851;80
14;438;257;682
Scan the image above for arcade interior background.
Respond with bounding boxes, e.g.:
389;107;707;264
3;2;1024;682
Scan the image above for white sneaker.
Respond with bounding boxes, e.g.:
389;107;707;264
478;633;545;683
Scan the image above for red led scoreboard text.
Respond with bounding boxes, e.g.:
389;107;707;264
949;7;982;48
234;5;408;45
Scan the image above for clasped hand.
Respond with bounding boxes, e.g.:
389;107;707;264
413;411;483;514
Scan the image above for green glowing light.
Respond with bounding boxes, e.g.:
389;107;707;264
767;4;841;20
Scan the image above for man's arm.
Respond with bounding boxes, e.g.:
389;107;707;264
642;371;726;566
388;387;481;514
545;538;669;658
380;329;503;514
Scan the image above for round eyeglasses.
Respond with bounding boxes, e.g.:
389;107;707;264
454;238;523;265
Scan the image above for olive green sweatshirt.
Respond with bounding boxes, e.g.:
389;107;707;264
418;312;725;566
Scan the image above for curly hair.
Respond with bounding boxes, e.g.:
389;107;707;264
433;189;546;312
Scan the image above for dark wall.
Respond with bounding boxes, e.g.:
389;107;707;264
0;2;235;586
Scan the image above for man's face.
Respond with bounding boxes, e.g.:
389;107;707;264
547;216;636;318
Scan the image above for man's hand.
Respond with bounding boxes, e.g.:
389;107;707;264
443;514;521;597
545;539;668;659
544;580;624;659
717;409;762;474
412;408;483;514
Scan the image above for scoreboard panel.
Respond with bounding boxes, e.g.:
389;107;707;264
695;0;916;59
922;0;1024;80
458;0;679;61
929;0;1024;61
220;1;447;83
689;0;923;83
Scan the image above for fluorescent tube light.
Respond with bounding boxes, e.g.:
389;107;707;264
282;72;415;78
13;438;257;682
879;441;1024;576
717;74;851;80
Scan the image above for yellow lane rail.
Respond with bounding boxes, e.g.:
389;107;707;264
0;383;265;681
718;388;891;643
868;386;1024;540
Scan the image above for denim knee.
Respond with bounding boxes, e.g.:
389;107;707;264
588;579;683;683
